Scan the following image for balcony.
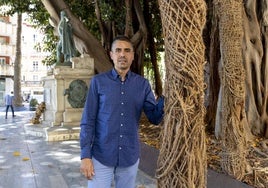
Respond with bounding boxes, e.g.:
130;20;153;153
0;64;14;78
0;44;14;56
21;81;43;87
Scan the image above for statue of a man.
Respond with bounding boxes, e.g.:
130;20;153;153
56;11;77;66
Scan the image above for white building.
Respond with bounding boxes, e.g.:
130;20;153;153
21;19;49;103
0;15;16;105
0;13;49;106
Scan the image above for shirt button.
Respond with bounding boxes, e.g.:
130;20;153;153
120;135;123;138
121;91;124;95
119;147;122;150
121;102;124;105
121;113;124;116
120;124;123;127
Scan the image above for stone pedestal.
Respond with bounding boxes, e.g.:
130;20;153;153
42;54;94;141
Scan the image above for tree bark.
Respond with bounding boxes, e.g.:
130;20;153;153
243;0;264;136
156;0;207;187
13;13;23;106
130;0;147;74
261;0;268;137
215;0;247;180
125;0;134;37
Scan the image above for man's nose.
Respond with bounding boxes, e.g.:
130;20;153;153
119;51;126;57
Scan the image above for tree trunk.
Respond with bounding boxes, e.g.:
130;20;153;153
13;13;23;106
261;0;268;137
208;0;268;139
143;0;163;97
156;0;207;187
243;0;265;137
125;0;134;37
214;0;247;180
130;0;147;75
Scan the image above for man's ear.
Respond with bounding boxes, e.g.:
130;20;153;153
110;51;113;59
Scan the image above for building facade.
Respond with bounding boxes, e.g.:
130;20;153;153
20;19;49;103
0;15;16;106
0;13;49;106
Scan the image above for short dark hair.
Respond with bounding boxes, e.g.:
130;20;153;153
111;35;133;50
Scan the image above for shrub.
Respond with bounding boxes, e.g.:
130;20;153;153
29;98;38;107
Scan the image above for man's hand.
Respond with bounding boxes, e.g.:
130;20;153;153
80;158;95;180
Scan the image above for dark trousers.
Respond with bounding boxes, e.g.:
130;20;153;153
5;105;14;118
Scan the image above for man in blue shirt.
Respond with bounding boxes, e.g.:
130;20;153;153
5;91;15;119
80;35;164;188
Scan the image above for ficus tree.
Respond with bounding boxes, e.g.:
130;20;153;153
206;0;268;139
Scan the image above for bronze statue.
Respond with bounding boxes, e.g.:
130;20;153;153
56;11;77;66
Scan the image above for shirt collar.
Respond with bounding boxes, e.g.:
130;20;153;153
111;68;131;80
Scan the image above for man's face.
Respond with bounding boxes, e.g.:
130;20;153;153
110;40;134;71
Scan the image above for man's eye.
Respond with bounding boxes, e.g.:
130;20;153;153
114;48;132;53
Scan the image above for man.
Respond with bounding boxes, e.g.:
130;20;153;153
80;35;164;188
5;91;15;119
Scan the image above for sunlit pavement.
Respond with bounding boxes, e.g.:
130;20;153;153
0;106;156;188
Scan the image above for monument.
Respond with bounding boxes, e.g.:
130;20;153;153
42;11;94;141
42;54;94;141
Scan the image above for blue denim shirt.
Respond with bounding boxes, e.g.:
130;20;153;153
80;69;164;167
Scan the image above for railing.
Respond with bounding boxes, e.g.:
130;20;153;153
21;81;43;87
0;44;14;56
0;64;14;77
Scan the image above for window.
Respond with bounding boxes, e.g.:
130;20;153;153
33;61;38;71
0;37;6;44
0;58;6;65
33;91;43;95
33;34;36;43
33;75;38;81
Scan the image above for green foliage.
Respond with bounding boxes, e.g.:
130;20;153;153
146;1;164;52
29;98;38;107
0;0;41;15
66;0;99;35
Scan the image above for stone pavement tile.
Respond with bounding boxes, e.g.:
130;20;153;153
0;116;37;188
